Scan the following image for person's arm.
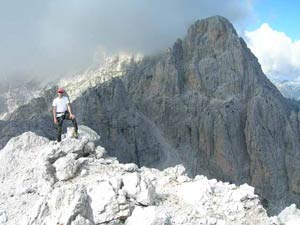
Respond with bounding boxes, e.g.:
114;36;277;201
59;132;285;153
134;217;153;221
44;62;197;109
52;106;58;123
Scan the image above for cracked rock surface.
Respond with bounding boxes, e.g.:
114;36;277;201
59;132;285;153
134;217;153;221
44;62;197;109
0;126;300;225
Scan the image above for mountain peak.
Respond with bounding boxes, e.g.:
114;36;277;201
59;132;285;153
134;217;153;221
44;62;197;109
186;15;238;43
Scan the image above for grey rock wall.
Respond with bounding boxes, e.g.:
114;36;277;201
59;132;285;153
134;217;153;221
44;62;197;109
119;16;300;213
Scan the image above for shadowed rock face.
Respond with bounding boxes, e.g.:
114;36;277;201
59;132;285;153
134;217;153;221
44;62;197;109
118;16;300;213
1;16;300;214
70;79;180;169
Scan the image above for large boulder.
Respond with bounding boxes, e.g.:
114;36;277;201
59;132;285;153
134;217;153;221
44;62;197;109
54;153;80;181
270;204;300;225
24;185;94;225
125;206;171;225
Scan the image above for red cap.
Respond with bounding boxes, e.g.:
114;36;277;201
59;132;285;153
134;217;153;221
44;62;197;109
57;88;65;93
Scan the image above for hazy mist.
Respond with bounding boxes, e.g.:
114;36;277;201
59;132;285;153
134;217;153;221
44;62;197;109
0;0;253;83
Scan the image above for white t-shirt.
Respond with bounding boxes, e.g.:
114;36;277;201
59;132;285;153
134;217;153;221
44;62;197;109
52;96;70;117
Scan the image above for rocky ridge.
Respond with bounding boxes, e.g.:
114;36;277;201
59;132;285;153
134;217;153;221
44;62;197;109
0;126;299;225
0;54;142;121
57;53;142;102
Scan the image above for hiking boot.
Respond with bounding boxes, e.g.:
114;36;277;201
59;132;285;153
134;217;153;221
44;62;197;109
72;131;78;139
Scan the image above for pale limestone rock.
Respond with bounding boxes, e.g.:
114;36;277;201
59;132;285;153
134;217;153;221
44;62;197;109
125;206;170;225
0;131;55;223
80;169;88;177
177;175;191;183
3;131;49;151
123;163;139;172
232;184;256;202
71;215;94;225
58;125;100;156
66;127;75;138
74;125;100;142
53;153;79;181
122;172;141;198
109;177;123;192
176;179;212;206
117;194;127;205
1;123;300;225
274;204;300;225
23;185;94;225
84;142;96;154
269;216;282;225
87;181;131;224
136;177;156;206
95;146;107;159
59;137;88;155
121;171;156;206
163;164;186;178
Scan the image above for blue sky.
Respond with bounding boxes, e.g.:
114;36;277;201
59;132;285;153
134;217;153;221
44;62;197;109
243;0;300;81
250;0;300;40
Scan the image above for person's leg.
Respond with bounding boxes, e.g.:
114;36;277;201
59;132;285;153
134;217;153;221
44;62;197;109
72;118;78;133
65;112;78;135
56;116;64;142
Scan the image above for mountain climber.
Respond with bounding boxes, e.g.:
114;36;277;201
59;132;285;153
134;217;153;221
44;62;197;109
52;88;78;142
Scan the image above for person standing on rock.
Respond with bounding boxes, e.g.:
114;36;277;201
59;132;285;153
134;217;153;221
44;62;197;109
52;88;78;142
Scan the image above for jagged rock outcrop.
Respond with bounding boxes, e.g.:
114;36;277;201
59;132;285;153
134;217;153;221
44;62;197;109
1;16;300;214
1;126;299;225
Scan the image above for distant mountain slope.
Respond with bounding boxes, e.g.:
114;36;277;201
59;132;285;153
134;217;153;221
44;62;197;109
0;80;41;120
0;54;142;121
275;80;300;100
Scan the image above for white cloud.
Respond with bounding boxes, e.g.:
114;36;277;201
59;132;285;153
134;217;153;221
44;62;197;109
244;23;300;81
0;0;253;82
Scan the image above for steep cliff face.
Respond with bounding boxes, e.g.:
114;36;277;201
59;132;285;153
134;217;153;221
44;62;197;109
70;79;180;169
119;16;300;213
1;16;300;214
